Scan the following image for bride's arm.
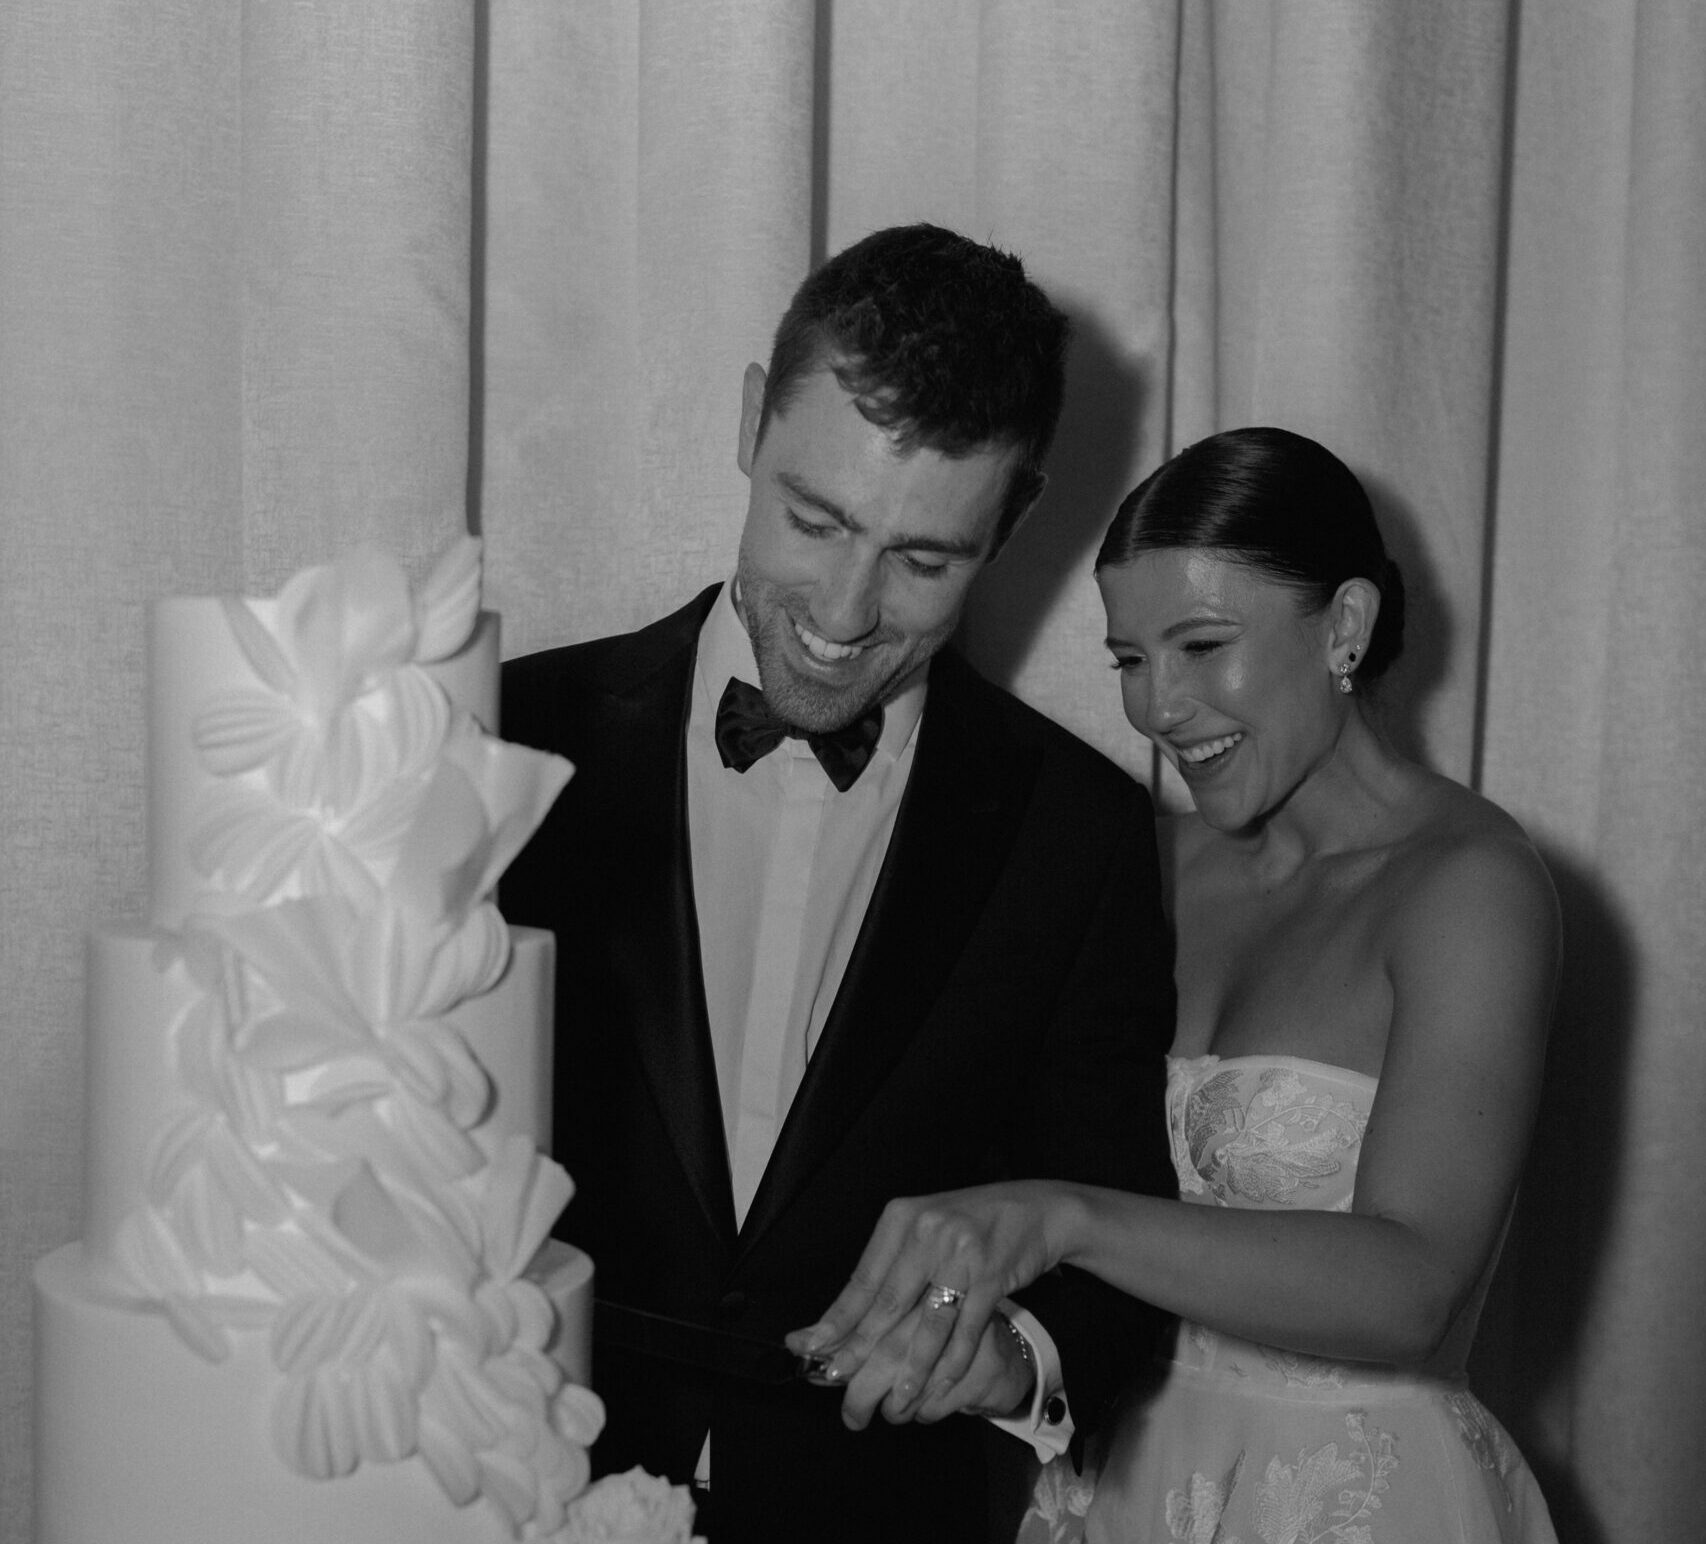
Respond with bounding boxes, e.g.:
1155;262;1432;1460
1069;831;1557;1360
792;828;1560;1410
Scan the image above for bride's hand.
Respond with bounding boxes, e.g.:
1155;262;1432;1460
786;1181;1063;1410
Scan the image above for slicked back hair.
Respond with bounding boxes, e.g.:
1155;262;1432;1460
1097;426;1408;681
756;224;1070;548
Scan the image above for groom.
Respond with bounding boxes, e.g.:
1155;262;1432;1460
500;223;1175;1543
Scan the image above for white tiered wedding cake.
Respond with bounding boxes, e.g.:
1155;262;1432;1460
33;540;692;1543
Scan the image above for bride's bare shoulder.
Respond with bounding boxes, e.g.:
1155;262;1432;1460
1403;770;1544;865
1388;772;1560;948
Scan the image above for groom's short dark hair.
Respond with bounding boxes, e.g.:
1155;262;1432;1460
755;223;1070;546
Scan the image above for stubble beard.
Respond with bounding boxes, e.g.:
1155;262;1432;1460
746;601;886;732
737;570;949;733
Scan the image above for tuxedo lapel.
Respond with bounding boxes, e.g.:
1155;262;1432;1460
592;589;738;1249
738;651;1038;1251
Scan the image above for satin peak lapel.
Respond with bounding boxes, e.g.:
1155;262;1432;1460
596;594;737;1247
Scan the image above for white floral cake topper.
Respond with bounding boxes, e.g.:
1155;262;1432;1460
109;538;647;1538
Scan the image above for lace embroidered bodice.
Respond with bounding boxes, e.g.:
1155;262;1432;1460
1164;1052;1494;1384
1167;1052;1374;1214
1016;1055;1557;1544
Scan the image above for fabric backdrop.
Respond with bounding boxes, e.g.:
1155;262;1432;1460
1;3;1699;1540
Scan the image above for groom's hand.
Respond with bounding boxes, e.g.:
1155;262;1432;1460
909;1309;1038;1424
832;1308;1036;1431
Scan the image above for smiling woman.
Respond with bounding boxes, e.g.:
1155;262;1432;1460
1093;428;1400;842
1098;548;1368;834
1097;426;1405;651
791;427;1563;1544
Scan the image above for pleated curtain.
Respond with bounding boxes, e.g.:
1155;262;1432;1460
2;3;1700;1540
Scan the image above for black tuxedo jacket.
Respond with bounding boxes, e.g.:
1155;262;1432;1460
500;586;1175;1543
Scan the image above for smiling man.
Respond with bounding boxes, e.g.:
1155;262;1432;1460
499;225;1176;1544
732;358;1018;733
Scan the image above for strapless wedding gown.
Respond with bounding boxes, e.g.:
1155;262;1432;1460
1018;1055;1558;1544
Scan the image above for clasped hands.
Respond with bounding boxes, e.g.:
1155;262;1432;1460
784;1183;1059;1431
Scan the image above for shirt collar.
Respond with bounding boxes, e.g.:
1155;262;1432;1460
697;579;927;759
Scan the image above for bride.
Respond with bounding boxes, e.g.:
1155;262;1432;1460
790;427;1561;1542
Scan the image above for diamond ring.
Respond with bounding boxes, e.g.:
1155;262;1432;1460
923;1284;967;1312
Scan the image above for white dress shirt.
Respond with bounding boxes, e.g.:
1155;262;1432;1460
686;586;1070;1473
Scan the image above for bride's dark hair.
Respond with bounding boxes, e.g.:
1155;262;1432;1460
1096;426;1407;680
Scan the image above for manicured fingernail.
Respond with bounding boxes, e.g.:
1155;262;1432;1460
805;1356;846;1386
801;1323;832;1351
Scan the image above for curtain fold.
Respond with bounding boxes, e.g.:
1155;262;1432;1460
236;0;476;571
1482;3;1706;1535
1201;1;1513;779
0;1;477;1528
484;1;819;655
2;3;1700;1540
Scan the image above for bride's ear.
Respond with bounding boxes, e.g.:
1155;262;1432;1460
1328;577;1380;675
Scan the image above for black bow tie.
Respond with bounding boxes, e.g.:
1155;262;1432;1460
714;677;884;792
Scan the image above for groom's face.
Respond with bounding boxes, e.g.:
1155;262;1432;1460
733;361;1019;734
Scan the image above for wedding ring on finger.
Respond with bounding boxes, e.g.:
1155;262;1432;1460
923;1284;967;1313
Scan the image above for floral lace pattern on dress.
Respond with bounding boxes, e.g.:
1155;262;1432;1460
1168;1057;1369;1212
1017;1459;1094;1544
1252;1412;1398;1544
1072;1056;1556;1543
1145;1413;1398;1544
1445;1390;1519;1513
1258;1347;1352;1390
1165;1452;1246;1542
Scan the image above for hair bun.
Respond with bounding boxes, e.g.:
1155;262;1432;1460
1097;427;1409;684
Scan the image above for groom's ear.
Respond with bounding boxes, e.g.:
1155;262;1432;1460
738;362;766;476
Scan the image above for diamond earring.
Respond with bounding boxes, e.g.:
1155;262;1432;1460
1338;651;1357;695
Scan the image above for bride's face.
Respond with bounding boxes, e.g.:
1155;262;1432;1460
1098;548;1346;834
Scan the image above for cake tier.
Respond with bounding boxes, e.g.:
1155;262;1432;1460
146;598;501;929
34;1240;593;1544
80;924;555;1272
40;543;596;1541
